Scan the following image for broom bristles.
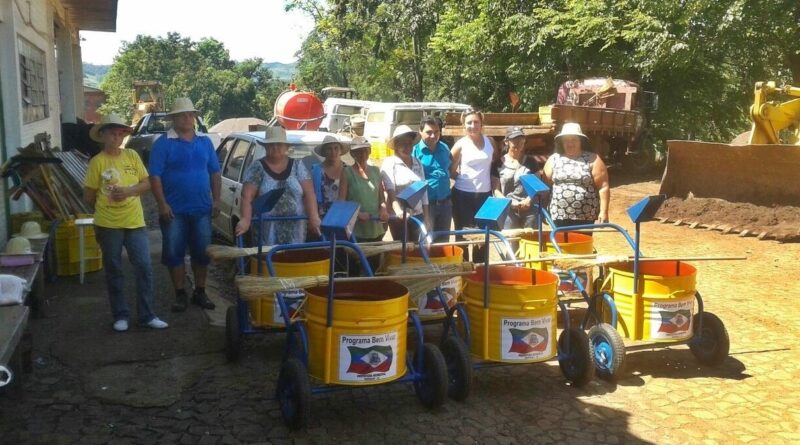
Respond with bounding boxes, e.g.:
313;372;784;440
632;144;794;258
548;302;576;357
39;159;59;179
207;241;405;261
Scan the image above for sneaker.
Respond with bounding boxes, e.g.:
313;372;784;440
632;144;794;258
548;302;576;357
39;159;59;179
171;292;188;312
113;319;129;332
145;317;169;329
191;290;215;310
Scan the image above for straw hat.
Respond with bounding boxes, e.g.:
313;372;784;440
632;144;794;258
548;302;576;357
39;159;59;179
258;127;288;146
167;97;199;115
89;113;132;142
314;135;349;157
387;125;421;151
3;237;32;255
349;136;371;152
554;122;590;152
13;221;48;240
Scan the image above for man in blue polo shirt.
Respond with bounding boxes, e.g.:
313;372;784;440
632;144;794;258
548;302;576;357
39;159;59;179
149;97;221;312
412;116;452;242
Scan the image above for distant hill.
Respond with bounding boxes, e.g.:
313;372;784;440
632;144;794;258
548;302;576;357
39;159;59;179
83;63;110;87
263;62;296;81
82;61;296;87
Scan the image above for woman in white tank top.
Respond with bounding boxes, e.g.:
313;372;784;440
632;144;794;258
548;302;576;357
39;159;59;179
449;108;500;260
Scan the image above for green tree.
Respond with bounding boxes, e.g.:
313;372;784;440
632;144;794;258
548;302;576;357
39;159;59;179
99;33;284;125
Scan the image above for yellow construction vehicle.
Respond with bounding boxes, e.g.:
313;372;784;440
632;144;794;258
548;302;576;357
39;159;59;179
659;81;800;206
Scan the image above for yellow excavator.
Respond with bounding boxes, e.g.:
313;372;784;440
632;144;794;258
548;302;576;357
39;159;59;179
660;81;800;206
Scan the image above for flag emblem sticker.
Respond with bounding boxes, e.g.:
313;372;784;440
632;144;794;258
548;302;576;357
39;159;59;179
415;278;459;317
501;316;554;361
650;299;693;339
272;289;305;325
339;332;399;382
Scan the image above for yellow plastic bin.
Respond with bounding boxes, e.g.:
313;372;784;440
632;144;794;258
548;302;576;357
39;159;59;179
603;260;696;341
464;265;559;363
518;231;594;295
387;245;464;319
247;248;330;327
55;218;102;276
305;280;408;385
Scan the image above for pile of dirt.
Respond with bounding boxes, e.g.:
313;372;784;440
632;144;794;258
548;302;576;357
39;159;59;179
656;195;800;242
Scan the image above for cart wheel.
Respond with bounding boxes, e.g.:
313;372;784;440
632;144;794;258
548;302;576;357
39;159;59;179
441;336;472;401
689;312;729;366
276;358;311;430
225;306;241;362
558;327;595;387
413;343;448;409
588;323;626;381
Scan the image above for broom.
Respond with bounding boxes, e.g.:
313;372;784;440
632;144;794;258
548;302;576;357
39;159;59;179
207;240;404;261
554;255;747;271
235;263;476;300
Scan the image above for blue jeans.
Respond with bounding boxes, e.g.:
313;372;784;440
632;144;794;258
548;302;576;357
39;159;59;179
160;212;212;267
95;227;156;323
428;199;453;243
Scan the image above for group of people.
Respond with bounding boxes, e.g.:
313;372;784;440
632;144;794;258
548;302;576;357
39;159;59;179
83;98;610;333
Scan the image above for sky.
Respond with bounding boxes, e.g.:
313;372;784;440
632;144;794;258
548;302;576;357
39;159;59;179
80;0;315;65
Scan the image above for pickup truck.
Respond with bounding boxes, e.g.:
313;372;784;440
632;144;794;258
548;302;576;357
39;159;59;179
125;112;220;164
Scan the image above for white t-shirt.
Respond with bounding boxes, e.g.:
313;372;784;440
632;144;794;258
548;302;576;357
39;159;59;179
380;155;428;215
454;135;494;193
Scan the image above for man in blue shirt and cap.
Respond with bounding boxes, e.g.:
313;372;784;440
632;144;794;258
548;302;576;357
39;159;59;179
412;116;452;242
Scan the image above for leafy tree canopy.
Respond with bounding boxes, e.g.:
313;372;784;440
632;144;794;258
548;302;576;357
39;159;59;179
288;0;799;145
99;33;285;125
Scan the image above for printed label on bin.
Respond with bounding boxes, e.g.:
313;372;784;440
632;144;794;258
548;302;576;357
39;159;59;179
501;316;553;361
650;299;693;339
339;332;398;382
272;289;305;325
416;277;459;317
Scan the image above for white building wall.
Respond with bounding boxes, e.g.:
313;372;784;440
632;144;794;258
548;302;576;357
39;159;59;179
0;0;86;237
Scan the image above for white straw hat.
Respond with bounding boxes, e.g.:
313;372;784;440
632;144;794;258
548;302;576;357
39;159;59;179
314;135;349;157
554;122;590;152
89;113;132;142
349;136;371;151
3;237;32;255
387;125;421;151
258;127;288;146
13;221;49;240
167;97;199;115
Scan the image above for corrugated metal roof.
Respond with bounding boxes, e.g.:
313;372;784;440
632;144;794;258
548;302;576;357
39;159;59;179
61;0;118;32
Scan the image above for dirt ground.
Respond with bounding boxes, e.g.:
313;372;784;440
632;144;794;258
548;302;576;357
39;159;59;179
588;177;800;442
656;195;800;242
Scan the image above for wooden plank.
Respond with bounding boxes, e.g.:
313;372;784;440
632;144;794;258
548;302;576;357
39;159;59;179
757;232;770;240
739;229;750;237
689;222;700;229
672;219;683;226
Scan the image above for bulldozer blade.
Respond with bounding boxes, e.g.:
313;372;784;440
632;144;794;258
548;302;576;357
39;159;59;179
659;140;800;206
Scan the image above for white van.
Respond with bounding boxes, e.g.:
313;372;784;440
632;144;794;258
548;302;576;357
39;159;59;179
363;102;470;161
319;98;378;134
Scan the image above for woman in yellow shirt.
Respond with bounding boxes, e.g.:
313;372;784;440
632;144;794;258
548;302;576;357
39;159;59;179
84;114;168;332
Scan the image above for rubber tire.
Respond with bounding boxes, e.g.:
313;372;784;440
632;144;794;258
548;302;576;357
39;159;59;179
588;323;626;381
225;306;241;362
558;327;595;387
276;358;311;431
689;312;729;366
441;336;473;401
413;343;448;409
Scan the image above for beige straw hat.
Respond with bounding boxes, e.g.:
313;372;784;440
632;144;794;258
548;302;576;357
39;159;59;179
13;221;49;240
89;113;132;142
3;237;32;255
167;97;199;115
387;125;421;151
